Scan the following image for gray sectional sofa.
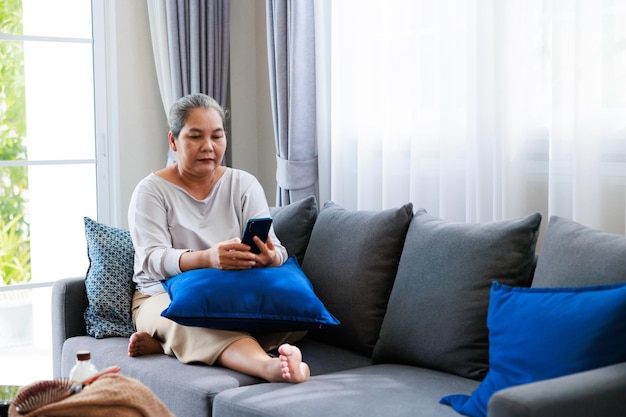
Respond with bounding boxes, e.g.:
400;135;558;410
52;196;626;417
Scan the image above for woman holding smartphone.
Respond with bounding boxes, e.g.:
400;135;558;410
127;93;309;383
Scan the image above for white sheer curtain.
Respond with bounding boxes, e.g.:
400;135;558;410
321;0;626;235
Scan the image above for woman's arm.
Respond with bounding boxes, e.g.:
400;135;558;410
129;178;188;281
178;238;258;271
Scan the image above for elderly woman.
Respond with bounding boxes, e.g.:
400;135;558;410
127;93;309;383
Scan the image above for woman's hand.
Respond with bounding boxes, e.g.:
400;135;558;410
251;235;282;268
216;238;270;269
179;236;281;271
179;238;256;271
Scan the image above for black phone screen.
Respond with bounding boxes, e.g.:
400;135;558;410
241;217;273;254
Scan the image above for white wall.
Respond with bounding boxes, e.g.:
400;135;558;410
112;0;275;228
113;1;168;228
229;0;277;204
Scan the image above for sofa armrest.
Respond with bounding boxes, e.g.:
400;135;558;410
51;276;88;378
488;362;626;417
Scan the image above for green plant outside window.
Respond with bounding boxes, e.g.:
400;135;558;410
0;0;31;286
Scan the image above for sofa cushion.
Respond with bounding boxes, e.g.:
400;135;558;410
160;257;340;332
213;364;480;417
83;217;136;339
373;210;541;380
441;281;626;417
532;216;626;288
269;195;318;265
301;201;413;355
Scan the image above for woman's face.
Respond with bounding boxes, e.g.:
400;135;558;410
170;107;226;178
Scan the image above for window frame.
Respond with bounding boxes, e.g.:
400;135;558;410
92;0;119;227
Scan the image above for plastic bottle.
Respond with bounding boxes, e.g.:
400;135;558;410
69;350;98;381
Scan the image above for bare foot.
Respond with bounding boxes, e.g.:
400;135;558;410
278;344;310;383
128;331;164;357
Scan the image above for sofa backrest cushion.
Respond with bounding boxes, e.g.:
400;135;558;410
302;201;414;356
532;215;626;288
269;195;318;265
372;209;542;380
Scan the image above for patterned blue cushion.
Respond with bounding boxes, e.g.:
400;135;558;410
84;217;136;338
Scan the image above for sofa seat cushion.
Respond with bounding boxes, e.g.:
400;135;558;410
61;335;372;417
213;364;480;417
61;336;260;417
373;210;542;381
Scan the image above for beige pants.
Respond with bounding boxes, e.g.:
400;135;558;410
131;290;306;365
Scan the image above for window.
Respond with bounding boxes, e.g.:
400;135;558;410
0;0;107;385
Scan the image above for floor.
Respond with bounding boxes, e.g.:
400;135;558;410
0;344;53;386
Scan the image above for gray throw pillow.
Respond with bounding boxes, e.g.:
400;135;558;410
270;195;318;265
372;209;542;380
532;216;626;288
301;201;413;356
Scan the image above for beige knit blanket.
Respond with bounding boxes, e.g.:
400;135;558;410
9;374;175;417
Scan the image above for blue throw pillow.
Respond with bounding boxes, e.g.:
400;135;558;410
441;281;626;417
84;217;136;338
160;257;340;332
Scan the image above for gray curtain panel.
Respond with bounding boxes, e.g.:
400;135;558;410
147;0;230;165
266;0;319;206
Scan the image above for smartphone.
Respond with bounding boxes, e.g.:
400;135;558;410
241;217;273;254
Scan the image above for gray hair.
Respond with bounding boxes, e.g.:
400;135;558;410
168;93;228;138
